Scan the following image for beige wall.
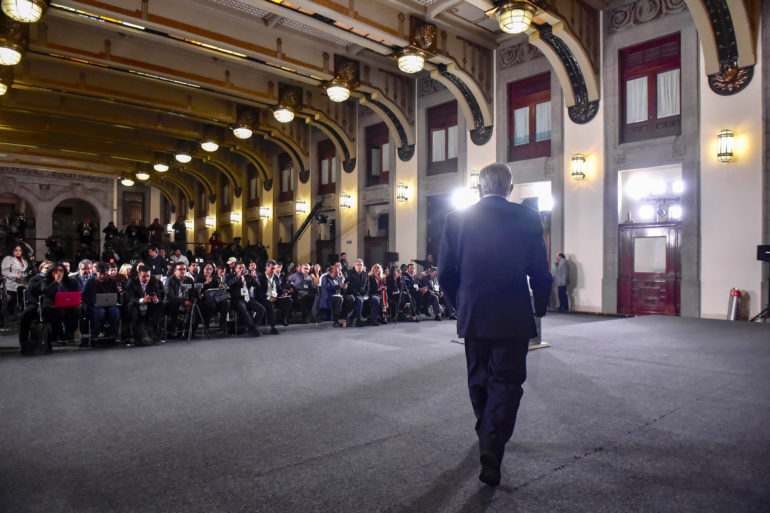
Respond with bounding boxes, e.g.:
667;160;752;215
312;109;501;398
295;166;313;263
700;45;764;319
394;151;419;262
563;96;605;313
339;161;358;260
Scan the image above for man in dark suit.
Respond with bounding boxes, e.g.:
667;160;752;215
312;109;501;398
225;262;264;337
255;259;292;334
438;162;552;487
163;262;194;338
124;264;163;345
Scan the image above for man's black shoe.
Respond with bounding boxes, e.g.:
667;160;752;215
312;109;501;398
270;327;279;335
247;326;261;337
479;452;501;487
434;315;442;321
282;319;289;327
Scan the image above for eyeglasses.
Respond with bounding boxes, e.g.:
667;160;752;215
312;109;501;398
177;268;187;271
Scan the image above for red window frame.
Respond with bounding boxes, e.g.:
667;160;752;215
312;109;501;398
317;139;337;196
427;101;458;175
366;122;390;186
508;72;551;162
620;32;681;143
278;153;294;203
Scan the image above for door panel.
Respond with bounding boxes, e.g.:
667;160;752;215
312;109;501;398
618;223;680;316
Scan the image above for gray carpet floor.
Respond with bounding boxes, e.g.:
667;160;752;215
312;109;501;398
0;314;768;513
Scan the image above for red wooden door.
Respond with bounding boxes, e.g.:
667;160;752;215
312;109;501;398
618;222;681;316
364;236;388;268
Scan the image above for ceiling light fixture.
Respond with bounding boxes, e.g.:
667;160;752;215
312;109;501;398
232;107;257;139
0;66;12;95
273;104;294;123
135;164;151;181
153;154;171;172
326;80;350;103
174;141;194;164
396;49;426;74
394;17;436;75
495;1;537;34
2;0;49;23
200;126;221;152
120;174;135;187
0;16;28;65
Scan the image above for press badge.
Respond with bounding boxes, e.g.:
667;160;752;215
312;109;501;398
241;287;249;299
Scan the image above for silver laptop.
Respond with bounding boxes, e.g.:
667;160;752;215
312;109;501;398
94;293;118;307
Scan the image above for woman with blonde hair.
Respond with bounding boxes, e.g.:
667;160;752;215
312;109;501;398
368;263;388;324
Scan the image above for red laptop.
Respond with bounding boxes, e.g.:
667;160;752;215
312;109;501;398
54;291;81;308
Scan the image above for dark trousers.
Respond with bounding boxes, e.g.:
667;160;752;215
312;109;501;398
363;296;382;321
439;295;455;316
87;305;120;335
200;297;230;329
231;298;265;329
128;303;163;340
558;286;569;312
258;296;292;327
42;306;80;341
464;337;529;464
19;306;37;346
422;291;441;316
293;291;316;321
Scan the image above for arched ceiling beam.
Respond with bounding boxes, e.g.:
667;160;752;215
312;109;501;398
254;128;309;186
358;90;415;161
301;109;357;175
152;174;196;211
146;181;178;214
229;146;270;183
684;0;757;95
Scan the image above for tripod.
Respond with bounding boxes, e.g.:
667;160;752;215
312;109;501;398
185;297;207;343
392;279;415;325
750;272;769;322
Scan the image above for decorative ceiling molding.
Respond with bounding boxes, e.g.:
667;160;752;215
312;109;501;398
498;42;545;70
608;0;688;34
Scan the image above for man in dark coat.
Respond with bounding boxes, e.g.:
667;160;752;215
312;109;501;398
438;162;552;487
124;264;163;345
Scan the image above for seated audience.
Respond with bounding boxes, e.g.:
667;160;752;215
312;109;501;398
40;264;80;345
163;262;194;338
418;266;443;321
368;263;388;324
224;262;264;337
345;259;380;326
386;266;417;322
82;262;121;341
256;259;293;334
287;263;316;323
319;265;350;326
197;262;231;335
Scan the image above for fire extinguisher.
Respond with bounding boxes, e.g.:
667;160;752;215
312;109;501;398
727;288;742;321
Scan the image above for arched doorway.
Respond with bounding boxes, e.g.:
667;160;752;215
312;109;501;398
52;198;99;261
0;193;36;256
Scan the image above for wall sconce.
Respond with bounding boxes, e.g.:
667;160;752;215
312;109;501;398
493;1;537;34
166;223;173;233
295;200;309;214
571;153;586;181
259;206;271;219
339;192;353;210
184;220;193;230
2;0;49;23
717;129;734;163
396;182;410;202
232;107;257;139
205;216;215;228
229;211;242;224
470;171;480;189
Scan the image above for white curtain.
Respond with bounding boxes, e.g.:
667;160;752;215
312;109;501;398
513;107;529;146
535;101;551;142
657;69;680;118
431;129;445;162
447;125;458;159
371;147;380;176
289;167;294;191
331;157;337;183
321;160;328;185
381;143;390;172
626;77;647;124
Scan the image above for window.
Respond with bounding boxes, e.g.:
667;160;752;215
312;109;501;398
122;191;144;225
198;185;206;217
620;33;681;143
366;123;390;186
247;165;259;208
427;101;458;175
278;153;294;203
508;72;551;161
317;139;337;195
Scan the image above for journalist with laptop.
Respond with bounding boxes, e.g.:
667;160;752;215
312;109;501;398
82;262;120;342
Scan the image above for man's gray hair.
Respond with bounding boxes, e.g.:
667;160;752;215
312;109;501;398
354;258;364;265
479;163;513;197
78;259;92;269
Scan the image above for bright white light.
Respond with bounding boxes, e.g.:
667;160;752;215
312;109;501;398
626;175;650;199
232;126;252;139
273;107;294;123
2;0;45;22
166;223;173;233
135;170;150;181
0;83;7;96
153;162;169;172
120;177;134;187
496;3;534;34
397;52;424;74
669;204;682;220
175;153;192;164
672;180;684;194
184;220;193;230
200;140;219;152
538;195;554;212
205;216;215;228
639;204;655;220
326;84;350;102
451;188;479;210
651;179;667;196
0;47;22;65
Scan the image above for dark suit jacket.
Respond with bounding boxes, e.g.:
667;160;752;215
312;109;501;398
438;195;551;339
163;275;193;307
226;273;259;302
124;277;163;308
345;270;369;297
